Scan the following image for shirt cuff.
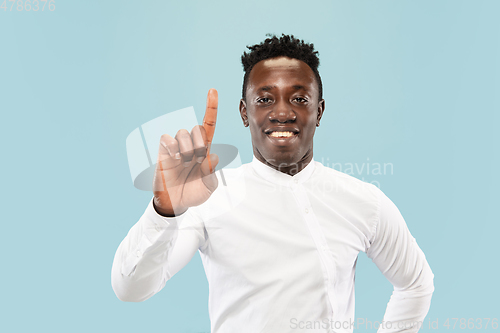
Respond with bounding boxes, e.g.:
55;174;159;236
141;199;187;243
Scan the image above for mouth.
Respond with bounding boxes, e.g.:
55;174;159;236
264;129;299;145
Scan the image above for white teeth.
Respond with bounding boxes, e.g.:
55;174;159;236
269;131;295;138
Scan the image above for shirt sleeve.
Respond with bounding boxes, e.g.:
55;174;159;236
366;188;435;333
111;199;206;302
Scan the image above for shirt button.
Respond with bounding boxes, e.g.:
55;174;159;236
321;245;329;251
155;225;160;232
304;208;309;214
294;179;299;184
136;250;141;257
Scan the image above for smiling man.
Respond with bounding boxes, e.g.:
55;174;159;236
112;34;434;333
240;55;324;176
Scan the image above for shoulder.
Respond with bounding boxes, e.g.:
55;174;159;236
311;161;382;202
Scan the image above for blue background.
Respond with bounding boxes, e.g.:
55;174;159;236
1;0;498;332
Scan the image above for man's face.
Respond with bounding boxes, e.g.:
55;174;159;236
239;56;325;174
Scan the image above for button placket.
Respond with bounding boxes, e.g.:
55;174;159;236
291;182;337;318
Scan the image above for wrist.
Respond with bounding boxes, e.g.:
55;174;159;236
152;198;187;217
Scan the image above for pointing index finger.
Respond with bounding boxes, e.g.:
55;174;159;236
203;88;218;145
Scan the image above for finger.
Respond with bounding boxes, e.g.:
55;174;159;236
203;88;218;145
159;134;181;160
153;160;168;192
191;125;208;163
175;129;195;166
200;153;219;175
200;153;219;192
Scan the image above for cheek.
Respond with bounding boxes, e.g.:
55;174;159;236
247;119;263;141
300;115;319;134
248;113;266;133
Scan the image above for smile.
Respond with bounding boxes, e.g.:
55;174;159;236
264;130;299;146
268;131;297;138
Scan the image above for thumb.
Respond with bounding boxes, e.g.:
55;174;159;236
200;153;219;176
200;153;219;192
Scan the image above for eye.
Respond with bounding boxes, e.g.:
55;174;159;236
257;97;272;104
294;97;308;103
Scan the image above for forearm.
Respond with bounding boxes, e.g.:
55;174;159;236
378;257;435;332
367;187;435;332
111;200;181;302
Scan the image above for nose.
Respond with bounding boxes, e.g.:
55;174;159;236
269;98;296;123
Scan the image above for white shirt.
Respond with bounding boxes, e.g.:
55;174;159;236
111;156;434;333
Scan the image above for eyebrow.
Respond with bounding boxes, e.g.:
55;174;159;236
257;85;308;92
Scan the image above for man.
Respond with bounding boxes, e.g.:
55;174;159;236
112;34;434;333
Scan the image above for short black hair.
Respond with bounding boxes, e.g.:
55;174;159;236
241;33;322;102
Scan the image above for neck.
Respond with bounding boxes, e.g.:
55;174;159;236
256;154;313;176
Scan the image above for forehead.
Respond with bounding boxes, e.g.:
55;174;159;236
247;56;317;92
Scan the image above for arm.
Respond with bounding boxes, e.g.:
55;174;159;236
111;89;219;302
111;199;205;302
366;188;435;333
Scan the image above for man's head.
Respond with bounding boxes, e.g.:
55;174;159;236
239;34;325;175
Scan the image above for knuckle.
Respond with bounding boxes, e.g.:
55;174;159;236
191;125;204;138
193;142;208;150
194;147;207;156
175;129;190;139
180;146;194;155
160;133;171;142
166;142;178;151
182;150;195;160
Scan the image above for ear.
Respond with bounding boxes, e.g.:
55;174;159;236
239;99;249;127
316;99;325;127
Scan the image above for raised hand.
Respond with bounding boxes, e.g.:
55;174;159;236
152;89;219;216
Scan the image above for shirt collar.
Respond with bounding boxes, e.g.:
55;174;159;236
250;155;316;186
